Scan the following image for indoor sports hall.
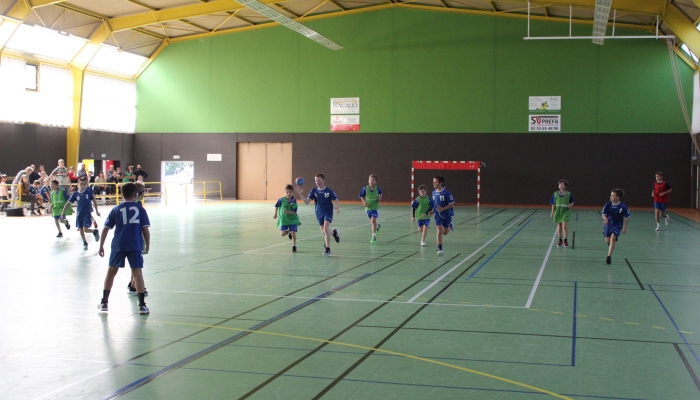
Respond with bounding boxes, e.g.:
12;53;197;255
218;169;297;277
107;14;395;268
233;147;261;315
2;0;700;399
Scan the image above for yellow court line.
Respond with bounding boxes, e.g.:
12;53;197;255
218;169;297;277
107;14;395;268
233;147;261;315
145;320;572;400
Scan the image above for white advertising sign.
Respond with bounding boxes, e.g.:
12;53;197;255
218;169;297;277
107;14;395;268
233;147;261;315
529;96;561;111
331;98;360;114
207;154;222;161
529;115;561;132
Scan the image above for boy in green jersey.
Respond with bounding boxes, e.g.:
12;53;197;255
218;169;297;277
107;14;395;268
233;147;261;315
359;174;383;243
49;180;71;237
274;184;300;253
412;185;435;247
549;179;575;247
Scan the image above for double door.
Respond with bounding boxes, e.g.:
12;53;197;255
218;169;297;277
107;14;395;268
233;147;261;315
237;142;292;200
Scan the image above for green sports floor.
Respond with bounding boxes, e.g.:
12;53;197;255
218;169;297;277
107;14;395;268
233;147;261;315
1;202;699;399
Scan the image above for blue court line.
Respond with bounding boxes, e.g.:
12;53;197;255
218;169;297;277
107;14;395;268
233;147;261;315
572;281;577;366
102;272;372;399
649;285;700;367
466;219;532;280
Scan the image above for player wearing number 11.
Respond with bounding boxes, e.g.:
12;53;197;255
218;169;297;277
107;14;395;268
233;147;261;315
97;182;151;315
433;176;455;257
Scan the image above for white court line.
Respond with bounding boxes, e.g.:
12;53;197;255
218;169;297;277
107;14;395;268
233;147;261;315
151;289;525;308
241;222;370;254
406;216;524;303
32;367;116;400
524;229;558;309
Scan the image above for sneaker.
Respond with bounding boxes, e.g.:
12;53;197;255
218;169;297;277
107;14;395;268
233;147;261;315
128;284;136;294
323;248;331;256
98;302;108;311
93;229;100;242
56;232;63;238
437;250;444;257
557;239;563;247
64;220;70;230
138;304;150;315
665;215;670;226
371;236;376;243
376;224;381;234
332;228;340;243
420;241;426;247
564;241;569;248
292;245;297;253
606;256;611;265
31;211;40;216
449;222;454;231
288;232;292;240
83;242;88;250
655;226;660;231
93;220;98;228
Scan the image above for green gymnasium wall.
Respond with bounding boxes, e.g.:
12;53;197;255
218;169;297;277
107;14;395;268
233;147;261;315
136;8;694;133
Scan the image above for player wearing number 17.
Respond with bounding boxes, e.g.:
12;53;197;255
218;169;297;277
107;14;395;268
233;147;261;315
432;176;455;257
97;182;151;315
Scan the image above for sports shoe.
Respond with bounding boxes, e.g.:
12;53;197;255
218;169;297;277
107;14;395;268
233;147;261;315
655;226;660;231
665;215;670;226
376;224;381;234
437;250;444;257
557;239;563;247
323;248;331;256
420;241;426;247
606;256;611;265
449;222;454;231
64;220;70;230
93;220;98;228
288;232;292;240
83;242;88;250
332;228;340;243
56;232;63;238
98;302;108;311
93;229;100;242
371;236;376;243
292;245;297;253
564;241;569;248
138;304;150;315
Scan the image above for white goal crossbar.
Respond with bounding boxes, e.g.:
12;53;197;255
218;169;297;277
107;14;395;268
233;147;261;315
411;161;481;206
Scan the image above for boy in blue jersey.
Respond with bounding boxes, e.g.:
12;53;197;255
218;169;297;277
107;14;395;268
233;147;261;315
433;176;455;257
274;184;300;253
296;173;340;256
602;188;631;265
61;176;100;250
412;184;434;247
359;174;382;243
97;182;151;314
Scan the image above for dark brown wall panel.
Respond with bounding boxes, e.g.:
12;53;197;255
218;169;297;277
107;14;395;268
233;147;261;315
0;122;66;177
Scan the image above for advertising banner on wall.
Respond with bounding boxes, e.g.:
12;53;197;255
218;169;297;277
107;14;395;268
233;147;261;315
529;96;561;111
331;98;360;114
331;115;360;131
529;115;561;131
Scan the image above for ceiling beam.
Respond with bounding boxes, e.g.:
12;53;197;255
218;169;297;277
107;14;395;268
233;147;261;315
70;22;110;70
662;3;700;60
507;0;665;16
108;0;280;32
0;0;33;53
29;0;66;7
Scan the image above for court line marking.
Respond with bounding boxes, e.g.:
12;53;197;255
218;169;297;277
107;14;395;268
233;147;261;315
143;319;572;400
406;216;525;303
524;228;558;308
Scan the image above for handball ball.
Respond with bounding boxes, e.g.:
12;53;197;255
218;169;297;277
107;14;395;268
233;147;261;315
295;177;304;186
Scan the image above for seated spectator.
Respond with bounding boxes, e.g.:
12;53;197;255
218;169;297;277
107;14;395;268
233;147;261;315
106;171;120;195
68;166;77;183
18;175;40;215
12;166;33;207
28;164;40;184
40;178;51;203
87;170;95;184
30;180;45;211
0;173;9;213
77;164;88;179
94;172;107;194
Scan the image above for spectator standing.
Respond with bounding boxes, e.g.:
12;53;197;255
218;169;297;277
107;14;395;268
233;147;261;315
51;159;70;195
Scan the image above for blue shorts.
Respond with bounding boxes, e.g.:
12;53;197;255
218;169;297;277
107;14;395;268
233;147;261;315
316;213;333;226
366;210;378;219
109;251;144;269
76;214;92;229
654;202;667;212
435;215;452;228
280;225;298;232
604;226;621;239
417;219;431;228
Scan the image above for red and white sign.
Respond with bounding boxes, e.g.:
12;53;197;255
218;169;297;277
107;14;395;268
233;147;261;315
331;115;360;132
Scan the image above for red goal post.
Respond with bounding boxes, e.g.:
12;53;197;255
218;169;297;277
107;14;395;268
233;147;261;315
411;161;482;207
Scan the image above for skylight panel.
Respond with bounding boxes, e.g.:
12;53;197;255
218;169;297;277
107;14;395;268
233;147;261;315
5;24;87;62
87;45;148;76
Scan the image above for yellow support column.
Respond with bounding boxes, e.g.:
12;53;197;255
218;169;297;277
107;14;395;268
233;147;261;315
67;68;85;168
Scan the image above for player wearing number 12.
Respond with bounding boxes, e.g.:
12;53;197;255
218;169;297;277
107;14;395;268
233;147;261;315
97;182;151;315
